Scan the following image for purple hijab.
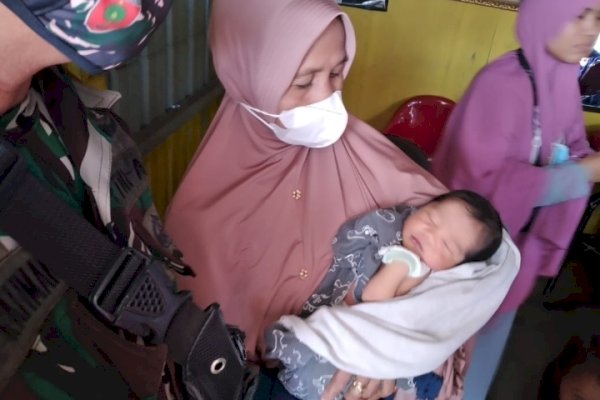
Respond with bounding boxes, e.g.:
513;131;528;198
432;0;594;313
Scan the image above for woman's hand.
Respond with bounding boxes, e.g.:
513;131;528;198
578;151;600;182
321;370;396;400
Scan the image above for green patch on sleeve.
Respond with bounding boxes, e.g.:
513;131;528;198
34;123;68;159
19;150;83;212
138;189;155;211
0;105;20;129
51;300;98;368
22;372;74;400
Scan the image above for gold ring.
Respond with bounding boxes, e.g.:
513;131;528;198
351;379;364;395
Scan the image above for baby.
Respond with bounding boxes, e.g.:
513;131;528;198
264;189;504;399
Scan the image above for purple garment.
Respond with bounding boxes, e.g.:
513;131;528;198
432;0;594;313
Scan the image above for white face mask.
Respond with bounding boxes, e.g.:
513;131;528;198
240;91;349;148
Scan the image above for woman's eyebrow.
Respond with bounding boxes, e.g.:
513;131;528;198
295;56;349;77
337;56;349;66
582;7;596;15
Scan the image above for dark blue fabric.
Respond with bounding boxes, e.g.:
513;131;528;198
3;0;171;74
414;372;443;400
254;367;405;400
254;368;299;400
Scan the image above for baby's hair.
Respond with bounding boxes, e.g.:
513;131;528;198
428;189;503;263
537;335;600;400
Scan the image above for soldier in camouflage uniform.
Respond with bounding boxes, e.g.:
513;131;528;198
0;1;190;398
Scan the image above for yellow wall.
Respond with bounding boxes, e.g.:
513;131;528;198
342;0;600;130
144;100;220;215
64;64;107;92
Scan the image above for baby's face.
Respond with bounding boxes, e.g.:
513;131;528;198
402;199;485;270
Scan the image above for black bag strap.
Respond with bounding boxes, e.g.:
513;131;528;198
517;48;543;166
0;139;248;399
517;48;539;108
517;48;542;233
0;142;120;297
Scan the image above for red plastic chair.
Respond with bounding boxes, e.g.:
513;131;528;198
383;95;456;157
588;128;600;151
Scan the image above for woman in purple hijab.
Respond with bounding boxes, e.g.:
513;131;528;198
432;0;600;398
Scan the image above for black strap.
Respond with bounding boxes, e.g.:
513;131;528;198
517;48;542;233
0;139;248;399
0;142;120;298
517;48;539;108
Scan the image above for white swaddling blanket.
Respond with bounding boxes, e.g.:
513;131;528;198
277;230;520;379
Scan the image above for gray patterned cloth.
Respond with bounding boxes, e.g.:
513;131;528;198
264;206;415;399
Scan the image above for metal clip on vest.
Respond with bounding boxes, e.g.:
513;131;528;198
90;247;190;342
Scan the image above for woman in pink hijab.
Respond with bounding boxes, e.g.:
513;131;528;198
166;0;444;375
432;0;600;398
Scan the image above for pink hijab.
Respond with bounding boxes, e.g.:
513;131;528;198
432;0;594;313
165;0;445;357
